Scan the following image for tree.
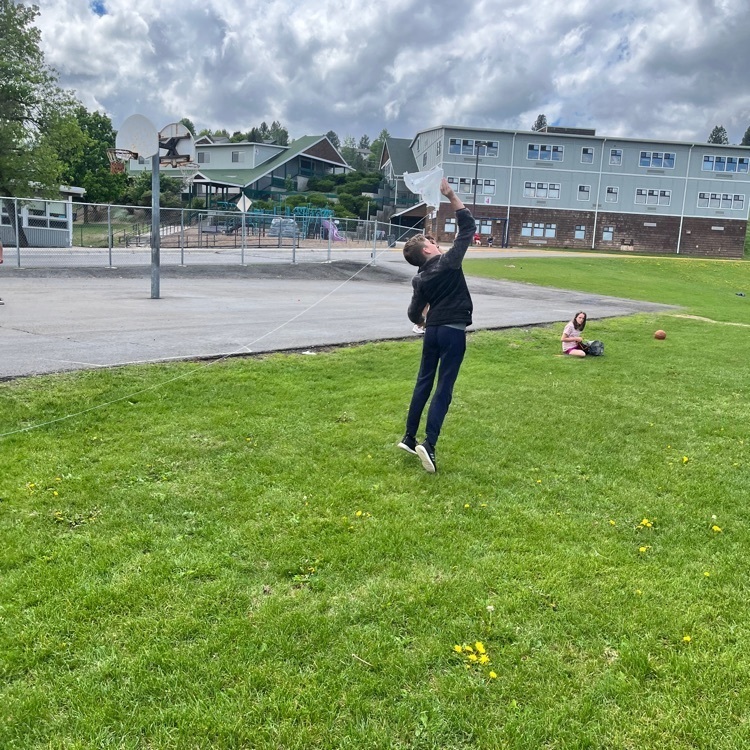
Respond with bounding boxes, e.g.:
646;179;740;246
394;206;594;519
708;125;729;144
741;126;750;147
270;121;289;146
358;134;370;150
179;117;196;135
326;130;340;149
368;128;390;169
0;0;83;197
531;114;548;131
62;106;126;204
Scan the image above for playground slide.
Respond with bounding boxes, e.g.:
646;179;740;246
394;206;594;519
322;219;345;242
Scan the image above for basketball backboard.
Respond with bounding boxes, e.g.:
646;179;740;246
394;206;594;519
159;122;196;166
115;114;159;159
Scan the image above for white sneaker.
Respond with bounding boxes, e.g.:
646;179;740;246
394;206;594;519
412;324;425;335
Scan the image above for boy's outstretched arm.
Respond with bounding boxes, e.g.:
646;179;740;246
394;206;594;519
440;178;475;268
441;178;466;212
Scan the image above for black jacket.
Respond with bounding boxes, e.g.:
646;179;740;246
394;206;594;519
407;207;476;327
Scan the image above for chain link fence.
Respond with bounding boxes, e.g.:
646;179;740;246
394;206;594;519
0;197;427;268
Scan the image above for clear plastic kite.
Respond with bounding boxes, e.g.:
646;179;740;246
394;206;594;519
403;166;444;210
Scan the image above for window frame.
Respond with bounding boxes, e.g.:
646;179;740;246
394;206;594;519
578;184;591;201
609;148;622;166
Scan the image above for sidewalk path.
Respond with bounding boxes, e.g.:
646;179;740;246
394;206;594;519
0;254;672;379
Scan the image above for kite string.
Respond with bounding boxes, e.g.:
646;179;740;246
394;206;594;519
0;248;398;439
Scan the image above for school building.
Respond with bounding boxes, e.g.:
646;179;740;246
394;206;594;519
379;126;750;258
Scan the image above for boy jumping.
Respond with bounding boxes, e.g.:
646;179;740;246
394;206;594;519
398;178;476;473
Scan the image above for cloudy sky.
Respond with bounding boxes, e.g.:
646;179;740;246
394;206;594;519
29;0;750;146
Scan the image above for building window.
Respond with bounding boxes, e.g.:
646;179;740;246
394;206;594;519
422;153;427;167
436;141;442;157
523;181;561;199
475;141;499;157
578;185;591;201
605;186;619;203
544;223;557;238
635;188;670;206
449;138;497;156
478;178;496;195
703;155;750;172
581;147;594;164
602;226;614;241
197;151;210;164
639;151;675;168
231;151;245;163
609;149;622;166
485;141;499;157
701;192;747;210
459;177;473;194
479;219;493;235
575;225;586;240
521;222;533;237
444;217;457;233
528;143;564;161
447;176;460;191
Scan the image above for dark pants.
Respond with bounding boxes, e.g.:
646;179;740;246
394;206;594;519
405;325;466;447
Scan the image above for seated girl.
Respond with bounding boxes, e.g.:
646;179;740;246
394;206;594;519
561;311;587;357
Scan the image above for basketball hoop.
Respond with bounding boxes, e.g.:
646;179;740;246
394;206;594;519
177;161;200;192
107;148;137;174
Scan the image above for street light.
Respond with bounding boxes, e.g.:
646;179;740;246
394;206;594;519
472;140;490;214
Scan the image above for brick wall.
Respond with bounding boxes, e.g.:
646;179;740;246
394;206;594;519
427;205;747;258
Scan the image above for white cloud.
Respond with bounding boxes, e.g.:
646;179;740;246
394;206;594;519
31;0;750;143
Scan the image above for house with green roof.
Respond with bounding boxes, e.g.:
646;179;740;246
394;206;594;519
131;134;351;206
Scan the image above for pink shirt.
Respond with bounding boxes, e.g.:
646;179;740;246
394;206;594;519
562;322;581;352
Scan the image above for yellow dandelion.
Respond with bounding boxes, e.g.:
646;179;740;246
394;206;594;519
453;645;463;653
468;653;478;662
464;645;474;653
479;654;490;665
636;589;643;595
682;635;692;643
639;518;652;528
464;503;470;509
355;510;362;517
609;520;616;526
704;572;710;577
712;525;722;533
682;456;689;464
489;671;498;679
536;479;542;484
475;642;486;654
639;545;650;553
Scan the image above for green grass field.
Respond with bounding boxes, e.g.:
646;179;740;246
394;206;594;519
1;257;749;749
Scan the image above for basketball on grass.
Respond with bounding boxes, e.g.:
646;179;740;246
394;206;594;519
654;330;667;340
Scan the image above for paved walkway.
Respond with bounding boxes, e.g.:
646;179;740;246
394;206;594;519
0;249;672;379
